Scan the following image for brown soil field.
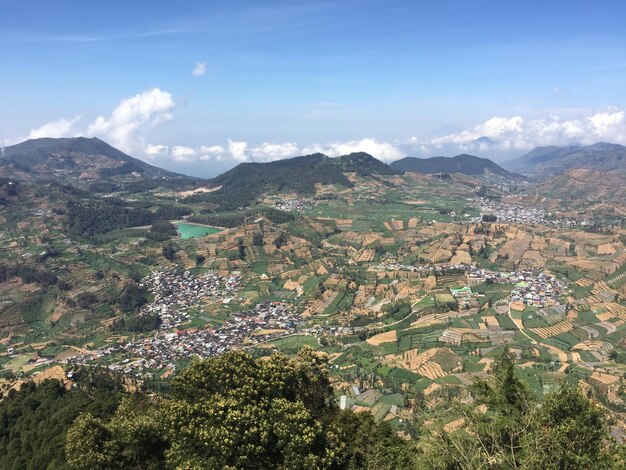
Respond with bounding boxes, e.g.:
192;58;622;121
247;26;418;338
499;230;533;262
361;234;380;246
423;275;437;290
450;250;471;264
366;330;397;346
411;313;446;328
576;278;594;288
482;316;500;328
383;348;451;379
530;236;547;251
569;259;606;273
597;243;618;255
33;365;70;387
521;250;545;267
252;329;288;336
422;248;453;263
355;249;375;262
529;320;573;339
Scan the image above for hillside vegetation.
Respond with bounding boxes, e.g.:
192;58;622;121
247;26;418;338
0;137;184;181
390;154;515;179
505;142;626;177
186;152;399;210
1;349;624;469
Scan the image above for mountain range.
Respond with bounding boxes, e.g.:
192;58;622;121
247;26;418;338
212;151;397;189
504;142;626;177
0;137;182;181
187;152;400;210
5;137;626;192
389;154;516;179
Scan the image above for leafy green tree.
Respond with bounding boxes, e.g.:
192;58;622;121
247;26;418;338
252;231;264;246
118;282;149;312
76;291;98;309
473;349;532;416
162;243;176;261
65;348;416;470
66;396;167;470
330;410;417;469
163;348;418;469
274;231;288;249
237;238;246;260
0;377;121;470
148;220;177;241
523;386;613;469
66;413;116;469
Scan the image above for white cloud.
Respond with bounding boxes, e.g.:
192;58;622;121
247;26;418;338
144;144;169;159
300;144;326;155
86;88;175;154
192;62;207;77
171;145;196;162
198;145;225;161
228;139;249;162
141;143;227;163
315;138;404;161
28;116;81;139
411;107;626;155
249;142;300;161
475;116;524;140
219;138;402;164
199;145;224;155
143;138;400;166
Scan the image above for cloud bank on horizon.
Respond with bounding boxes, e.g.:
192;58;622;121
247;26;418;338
12;88;626;173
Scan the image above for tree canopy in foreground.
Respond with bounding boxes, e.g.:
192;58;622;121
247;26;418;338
1;348;625;469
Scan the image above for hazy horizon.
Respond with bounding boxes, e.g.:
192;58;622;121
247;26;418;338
5;134;621;179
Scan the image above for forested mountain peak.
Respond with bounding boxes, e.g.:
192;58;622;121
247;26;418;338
389;154;516;179
504;142;626;177
196;152;399;210
1;137;182;181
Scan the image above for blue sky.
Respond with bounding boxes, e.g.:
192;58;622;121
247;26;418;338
2;0;626;176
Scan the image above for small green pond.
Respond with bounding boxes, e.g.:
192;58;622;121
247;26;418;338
175;222;221;239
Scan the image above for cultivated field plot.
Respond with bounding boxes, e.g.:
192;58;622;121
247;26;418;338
498;229;533;262
354;249;375;263
382;347;462;379
366;330;397;346
529;320;574;339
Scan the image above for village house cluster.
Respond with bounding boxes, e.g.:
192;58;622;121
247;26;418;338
468;267;567;307
68;302;303;376
471;197;578;227
509;272;565;307
471;197;547;225
139;269;241;329
272;199;311;212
